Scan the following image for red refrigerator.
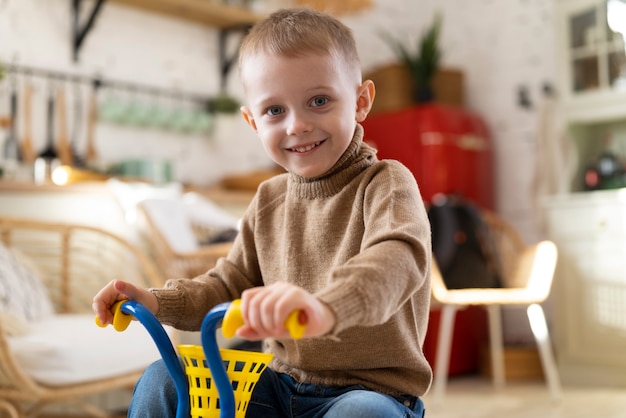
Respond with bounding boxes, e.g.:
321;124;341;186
362;103;494;376
362;103;494;209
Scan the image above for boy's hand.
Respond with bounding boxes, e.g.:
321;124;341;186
92;280;158;327
237;282;335;340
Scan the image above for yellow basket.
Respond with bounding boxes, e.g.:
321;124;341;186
178;344;274;418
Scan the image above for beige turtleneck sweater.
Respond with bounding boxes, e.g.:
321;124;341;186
151;124;433;397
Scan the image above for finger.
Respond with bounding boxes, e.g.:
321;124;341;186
92;281;119;325
249;288;284;336
93;280;136;325
235;324;264;341
273;287;303;331
262;289;292;335
113;280;137;299
92;300;111;326
245;290;274;335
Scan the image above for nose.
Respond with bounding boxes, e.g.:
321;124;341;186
286;110;313;136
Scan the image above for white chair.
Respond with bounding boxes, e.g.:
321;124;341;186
430;210;561;404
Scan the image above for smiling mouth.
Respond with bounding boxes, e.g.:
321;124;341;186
289;140;323;153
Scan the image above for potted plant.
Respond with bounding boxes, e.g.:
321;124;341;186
380;14;442;103
207;93;241;114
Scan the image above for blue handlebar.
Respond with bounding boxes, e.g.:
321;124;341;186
119;301;189;418
119;301;236;418
200;302;236;418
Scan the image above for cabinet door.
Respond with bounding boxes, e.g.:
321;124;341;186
545;191;626;385
558;0;626;122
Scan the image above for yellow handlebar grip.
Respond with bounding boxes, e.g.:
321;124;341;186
285;310;306;340
222;299;306;340
222;299;245;338
95;300;132;332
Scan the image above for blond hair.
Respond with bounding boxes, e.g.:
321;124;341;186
238;8;360;74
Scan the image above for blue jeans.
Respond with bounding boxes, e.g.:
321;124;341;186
129;359;425;418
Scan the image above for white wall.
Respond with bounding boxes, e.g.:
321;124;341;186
1;0;559;239
346;0;559;245
1;0;562;349
0;0;274;187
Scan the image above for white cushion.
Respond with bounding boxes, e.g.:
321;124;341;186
0;244;55;325
182;192;240;231
0;311;31;336
141;199;200;253
107;178;183;225
8;314;175;386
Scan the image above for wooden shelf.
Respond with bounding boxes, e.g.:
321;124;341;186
108;0;264;28
0;116;10;129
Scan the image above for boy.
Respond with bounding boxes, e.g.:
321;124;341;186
93;7;432;418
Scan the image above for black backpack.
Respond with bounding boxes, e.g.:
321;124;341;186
428;197;502;289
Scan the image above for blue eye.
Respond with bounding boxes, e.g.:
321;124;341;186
265;106;284;116
310;97;329;107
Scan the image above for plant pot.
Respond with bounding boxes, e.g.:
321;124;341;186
414;86;435;103
364;64;464;114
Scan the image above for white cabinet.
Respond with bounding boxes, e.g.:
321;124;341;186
556;0;626;193
545;189;626;386
557;0;626;123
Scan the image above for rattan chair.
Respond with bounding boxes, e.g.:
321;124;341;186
0;216;167;417
138;198;234;279
430;210;561;404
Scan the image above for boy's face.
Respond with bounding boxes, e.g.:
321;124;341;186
240;51;374;178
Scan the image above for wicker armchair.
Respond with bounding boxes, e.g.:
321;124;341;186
430;210;561;404
0;216;166;417
138;198;234;279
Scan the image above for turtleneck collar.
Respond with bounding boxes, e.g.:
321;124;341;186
288;124;378;199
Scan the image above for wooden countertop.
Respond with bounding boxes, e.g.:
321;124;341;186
0;179;111;194
0;178;256;206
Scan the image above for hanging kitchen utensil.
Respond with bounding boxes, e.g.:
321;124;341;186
71;83;85;167
56;86;73;166
84;84;98;167
34;86;60;184
20;81;35;165
2;78;21;178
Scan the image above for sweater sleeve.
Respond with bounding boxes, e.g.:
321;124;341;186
315;162;431;336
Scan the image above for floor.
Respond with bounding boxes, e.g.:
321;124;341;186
41;377;626;418
422;375;626;418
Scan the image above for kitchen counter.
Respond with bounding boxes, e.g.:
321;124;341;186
0;179;256;233
0;179;112;193
0;179;130;238
0;178;255;200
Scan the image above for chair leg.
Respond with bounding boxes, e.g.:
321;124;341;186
432;304;458;405
487;305;505;389
527;303;562;401
0;399;21;418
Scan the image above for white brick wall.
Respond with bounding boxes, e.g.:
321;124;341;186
0;0;273;187
1;0;558;233
1;0;561;359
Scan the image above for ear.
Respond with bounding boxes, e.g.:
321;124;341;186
355;80;376;123
240;106;258;133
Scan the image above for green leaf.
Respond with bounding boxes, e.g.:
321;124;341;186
378;13;443;89
207;94;241;114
